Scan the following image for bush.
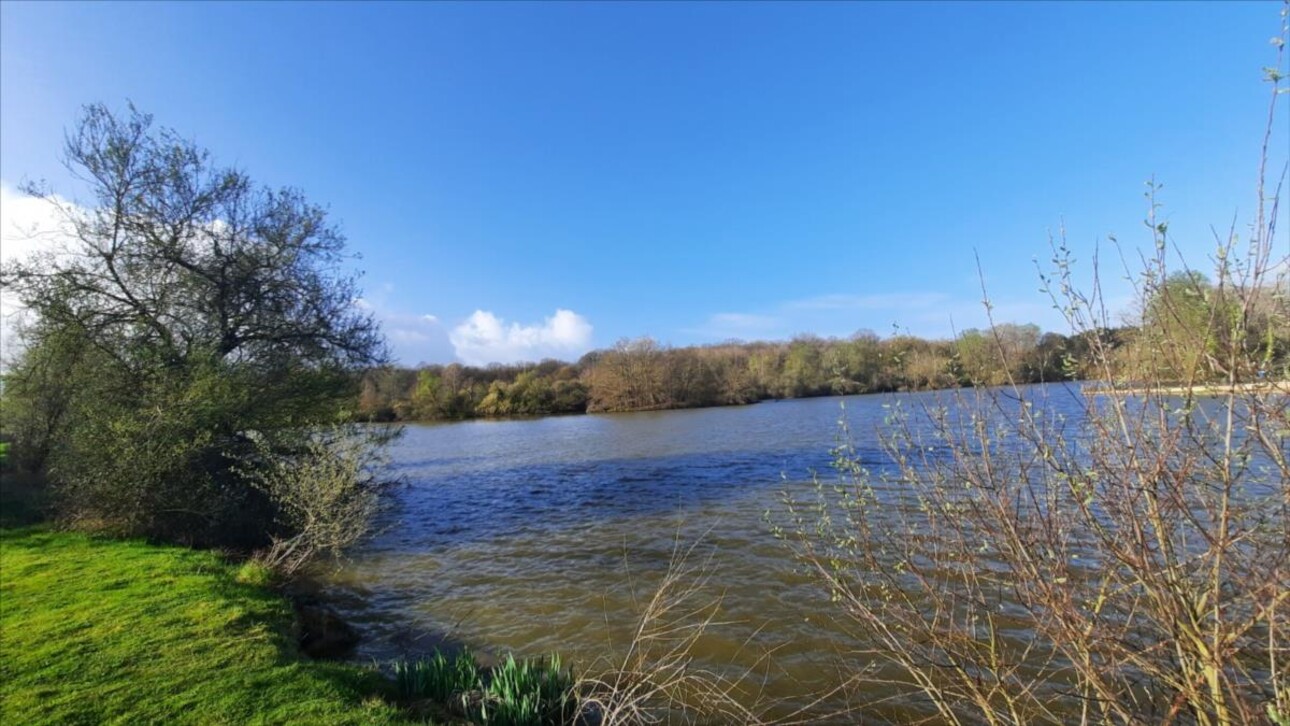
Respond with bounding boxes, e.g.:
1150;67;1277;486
777;22;1290;725
240;425;391;575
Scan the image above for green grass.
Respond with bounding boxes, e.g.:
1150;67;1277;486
0;527;424;725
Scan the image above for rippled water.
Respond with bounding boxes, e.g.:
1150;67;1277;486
318;384;1095;720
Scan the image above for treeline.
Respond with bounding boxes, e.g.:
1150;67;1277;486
359;269;1290;422
356;324;1121;421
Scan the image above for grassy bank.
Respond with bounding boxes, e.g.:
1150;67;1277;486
0;527;421;725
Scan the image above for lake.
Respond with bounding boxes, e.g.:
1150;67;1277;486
315;383;1096;720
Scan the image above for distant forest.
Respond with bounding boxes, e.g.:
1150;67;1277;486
358;272;1290;421
356;324;1124;421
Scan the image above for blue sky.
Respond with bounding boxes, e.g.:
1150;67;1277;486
2;1;1285;365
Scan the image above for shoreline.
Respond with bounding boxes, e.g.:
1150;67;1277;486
1084;381;1289;397
375;379;1096;425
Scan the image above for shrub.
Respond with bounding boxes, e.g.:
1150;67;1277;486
239;425;391;575
777;19;1289;724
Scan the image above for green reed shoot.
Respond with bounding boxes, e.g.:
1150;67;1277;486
394;649;575;726
393;648;481;702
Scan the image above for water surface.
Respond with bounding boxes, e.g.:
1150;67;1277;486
320;385;1093;719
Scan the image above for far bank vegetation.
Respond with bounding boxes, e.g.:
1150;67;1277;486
357;288;1289;421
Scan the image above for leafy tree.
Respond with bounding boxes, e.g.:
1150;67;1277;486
779;335;825;398
955;324;1042;386
954;328;995;386
839;331;884;393
1;103;386;548
1136;270;1220;381
1027;331;1075;382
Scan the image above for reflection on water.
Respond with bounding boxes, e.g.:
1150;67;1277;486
318;385;1090;719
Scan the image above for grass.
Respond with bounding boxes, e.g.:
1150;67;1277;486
0;527;425;725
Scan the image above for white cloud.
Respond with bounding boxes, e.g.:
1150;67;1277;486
1;182;80;365
0;182;76;266
354;296;455;365
449;308;593;366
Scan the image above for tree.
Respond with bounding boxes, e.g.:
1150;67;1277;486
1134;270;1221;382
954;323;1042;387
1027;331;1075;382
779;335;825;398
1;103;387;548
585;338;669;412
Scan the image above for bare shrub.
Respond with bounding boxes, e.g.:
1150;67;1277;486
777;12;1289;725
240;425;392;576
573;537;774;725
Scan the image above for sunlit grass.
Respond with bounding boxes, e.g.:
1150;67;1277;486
0;528;423;725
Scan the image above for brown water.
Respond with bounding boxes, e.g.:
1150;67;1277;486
317;384;1092;721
